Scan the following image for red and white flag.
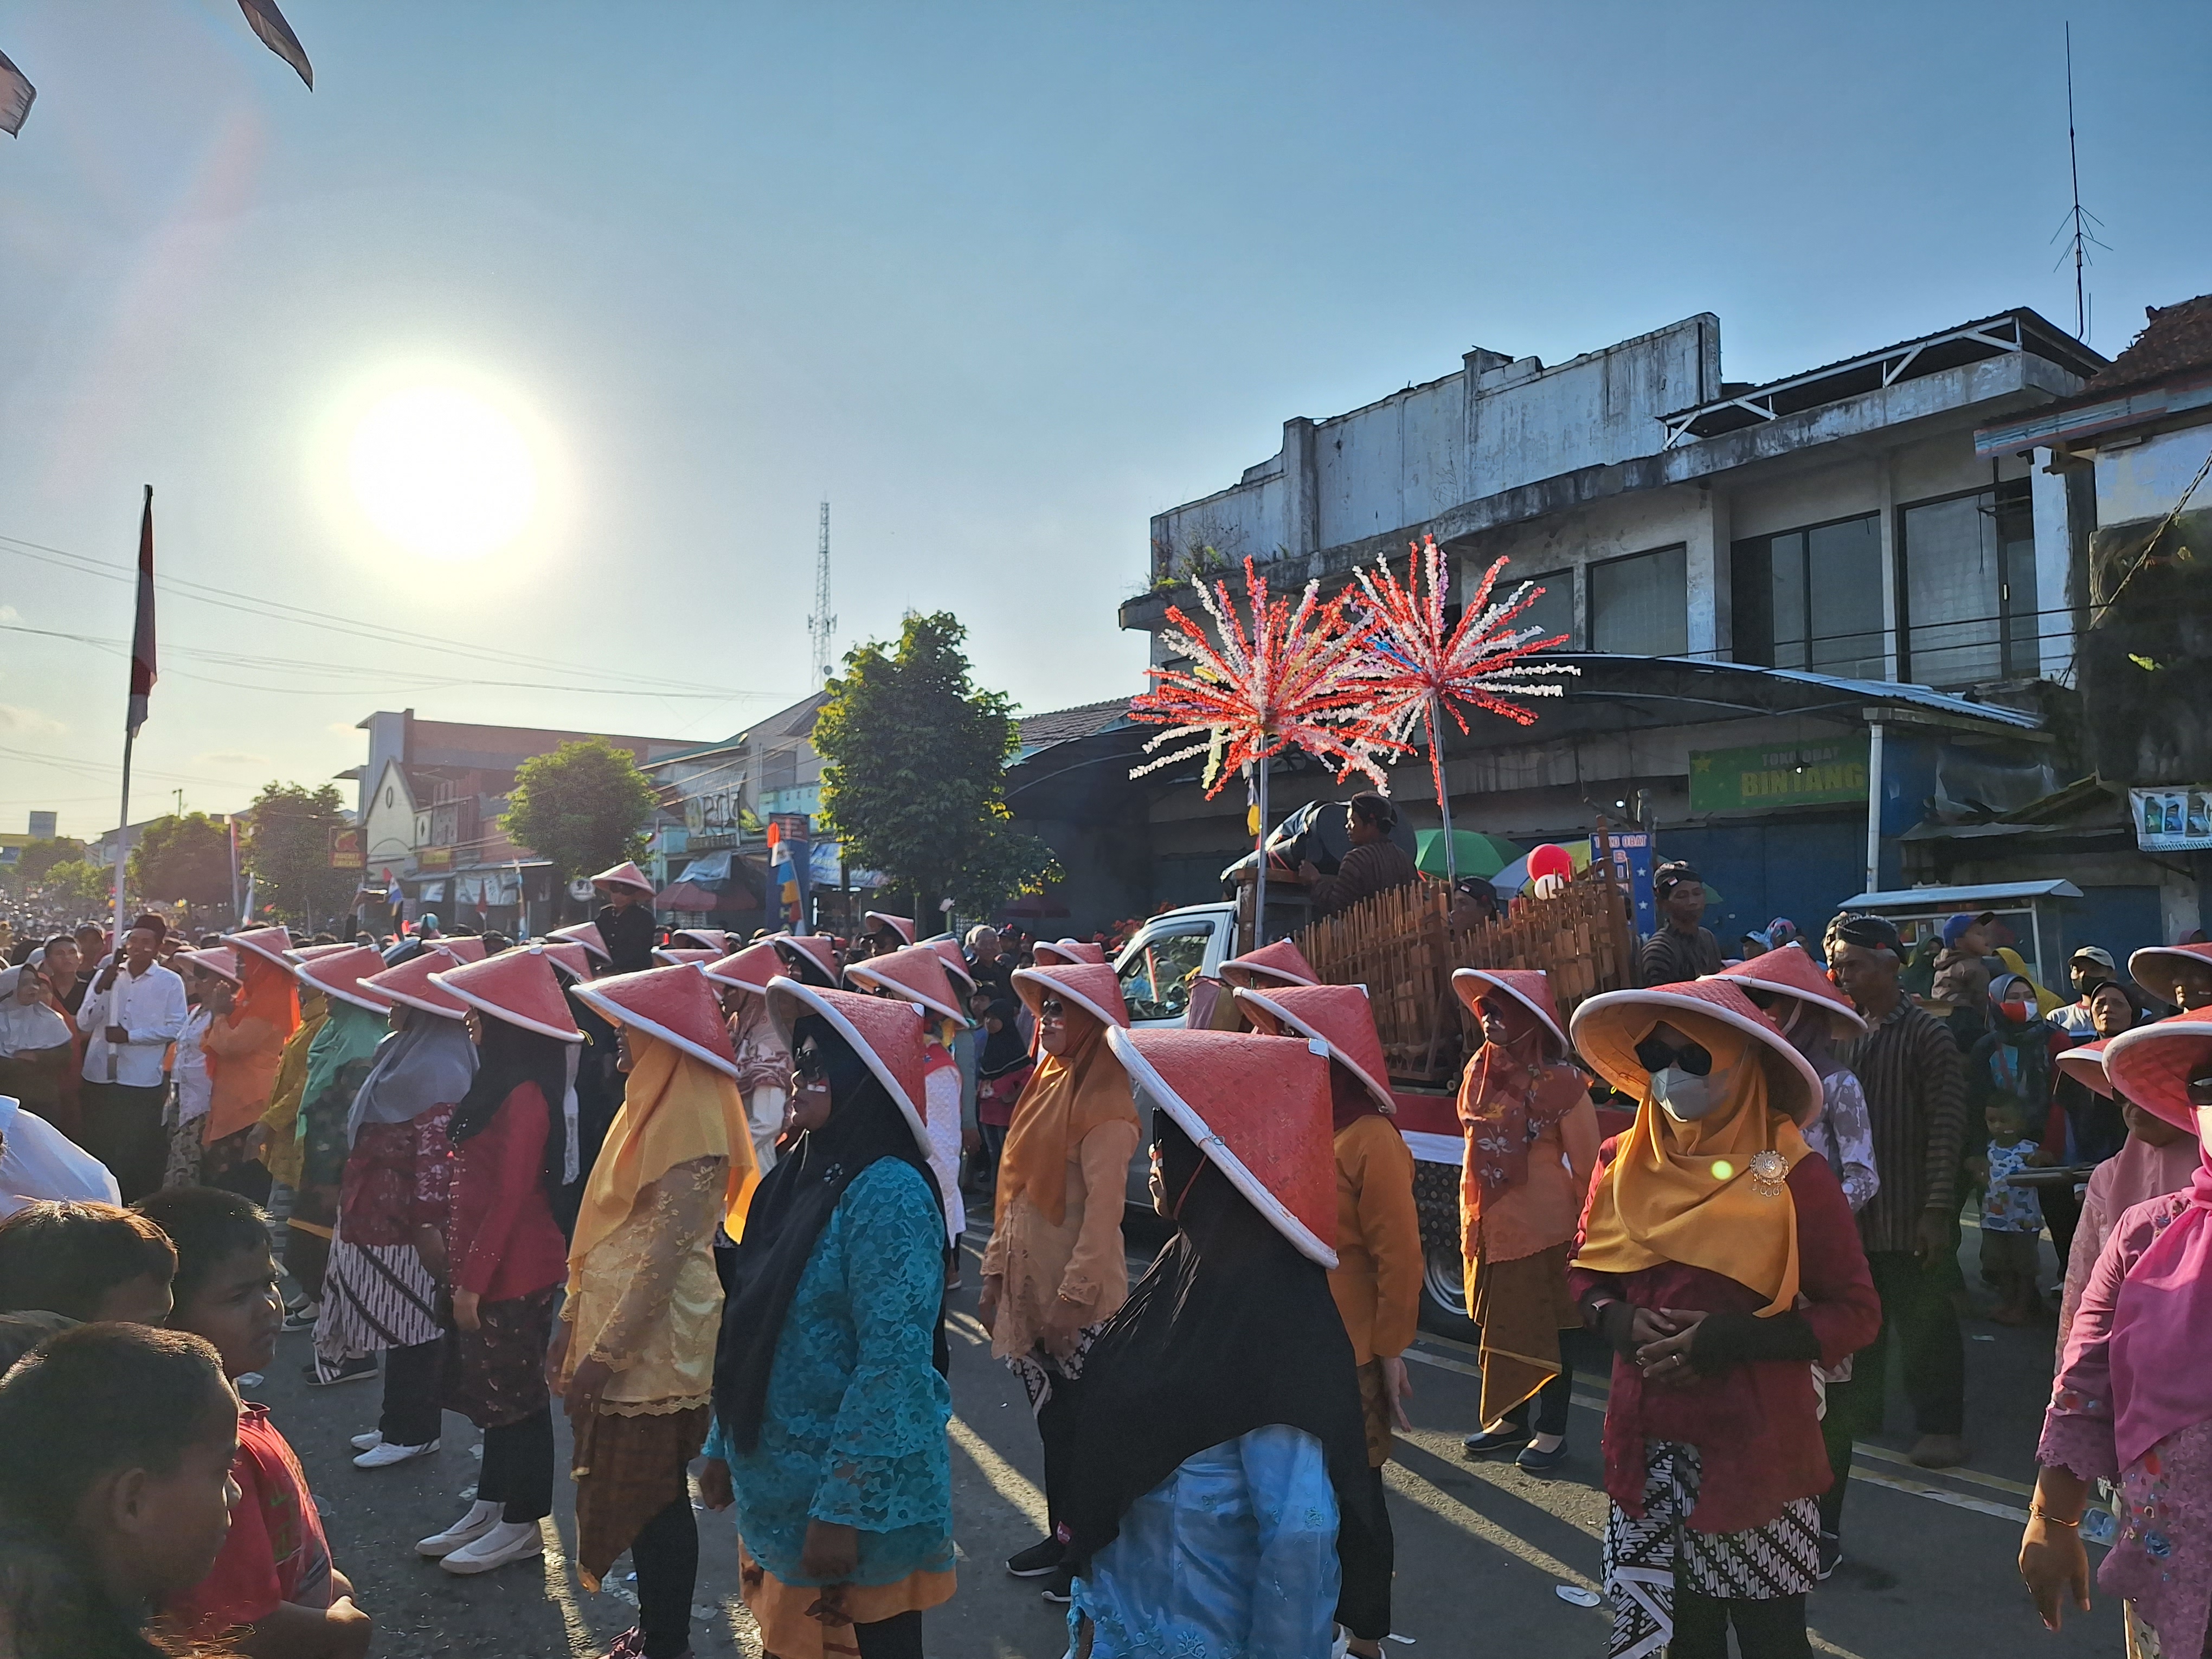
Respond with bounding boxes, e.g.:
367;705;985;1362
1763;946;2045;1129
0;47;33;137
127;487;156;738
237;0;313;89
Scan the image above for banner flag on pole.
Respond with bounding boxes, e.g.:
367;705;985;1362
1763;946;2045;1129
236;0;313;89
126;487;156;737
0;47;34;137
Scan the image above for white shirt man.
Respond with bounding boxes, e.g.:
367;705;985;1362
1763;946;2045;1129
75;943;188;1087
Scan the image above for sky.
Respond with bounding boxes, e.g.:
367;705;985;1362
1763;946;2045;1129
4;0;2210;839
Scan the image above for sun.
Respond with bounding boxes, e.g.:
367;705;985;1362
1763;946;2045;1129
347;384;538;561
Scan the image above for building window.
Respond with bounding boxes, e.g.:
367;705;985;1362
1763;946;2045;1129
1731;513;1884;678
1513;567;1576;648
1900;480;2038;686
761;747;799;793
1589;545;1687;656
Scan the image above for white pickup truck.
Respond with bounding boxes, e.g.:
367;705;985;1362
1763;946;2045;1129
1108;903;1480;1340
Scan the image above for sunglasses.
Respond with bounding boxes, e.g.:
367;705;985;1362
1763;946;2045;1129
2188;1075;2212;1106
1634;1033;1713;1076
792;1045;829;1083
1038;998;1068;1023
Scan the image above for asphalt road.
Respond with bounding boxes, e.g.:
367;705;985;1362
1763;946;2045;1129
266;1219;2124;1658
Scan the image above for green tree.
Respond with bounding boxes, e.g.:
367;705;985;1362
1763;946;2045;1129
129;813;233;910
242;782;357;926
6;836;88;900
37;858;113;915
812;612;1059;918
501;738;660;906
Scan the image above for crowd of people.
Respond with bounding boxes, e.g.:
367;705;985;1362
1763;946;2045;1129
0;848;2210;1657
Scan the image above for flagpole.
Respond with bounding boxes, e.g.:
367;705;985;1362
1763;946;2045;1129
112;727;133;953
115;483;156;953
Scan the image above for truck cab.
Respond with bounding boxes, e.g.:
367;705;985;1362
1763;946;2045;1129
1109;902;1239;1026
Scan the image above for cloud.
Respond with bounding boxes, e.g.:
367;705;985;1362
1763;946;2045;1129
0;605;18;623
0;704;67;737
196;750;269;766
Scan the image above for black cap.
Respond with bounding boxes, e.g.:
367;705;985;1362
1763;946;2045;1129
1832;912;1902;955
1651;861;1702;899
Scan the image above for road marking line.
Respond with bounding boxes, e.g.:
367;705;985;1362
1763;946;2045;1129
949;1414;1049;1530
1382;1461;1600;1591
1850;1464;2029;1524
1848;1439;2034;1496
536;1519;599;1658
944;1308;990;1345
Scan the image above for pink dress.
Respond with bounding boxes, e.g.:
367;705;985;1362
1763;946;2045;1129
2041;1189;2212;1652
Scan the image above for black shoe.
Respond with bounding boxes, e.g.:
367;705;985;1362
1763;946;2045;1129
1816;1531;1841;1582
1462;1426;1530;1458
1040;1566;1073;1605
1515;1438;1570;1472
1006;1536;1064;1578
304;1355;377;1387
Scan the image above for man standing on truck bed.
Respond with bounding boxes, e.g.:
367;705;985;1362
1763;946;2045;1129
1299;793;1418;919
1637;861;1724;987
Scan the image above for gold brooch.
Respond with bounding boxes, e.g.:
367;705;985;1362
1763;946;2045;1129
1748;1149;1788;1199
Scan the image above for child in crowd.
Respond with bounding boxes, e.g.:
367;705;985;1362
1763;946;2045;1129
136;1185;373;1659
0;1199;175;1323
1969;1099;2046;1325
0;1322;243;1659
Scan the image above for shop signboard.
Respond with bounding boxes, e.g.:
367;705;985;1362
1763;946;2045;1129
2132;787;2212;851
1689;737;1870;815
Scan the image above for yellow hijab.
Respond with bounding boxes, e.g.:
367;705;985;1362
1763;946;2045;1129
995;1009;1138;1228
569;1030;758;1264
1573;1011;1811;1315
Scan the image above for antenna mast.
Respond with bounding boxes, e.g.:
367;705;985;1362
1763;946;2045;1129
806;500;836;686
2053;22;2108;342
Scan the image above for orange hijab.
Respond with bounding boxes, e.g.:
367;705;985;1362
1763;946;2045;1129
203;953;301;1142
1573;1011;1811;1315
569;1031;758;1263
995;1008;1137;1227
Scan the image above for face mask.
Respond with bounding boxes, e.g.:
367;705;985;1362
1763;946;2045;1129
1652;1064;1729;1122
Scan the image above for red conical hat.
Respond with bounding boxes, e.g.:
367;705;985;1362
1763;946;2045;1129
295;944;395;1014
700;942;782;996
540;941;594;981
1013;962;1129;1031
590;861;654;896
652;946;719;967
571;964;742;1080
436;936;488;963
929;938;976;990
1033;938;1106;967
1713;945;1866;1033
2130;943;2212;1008
293;942;354;962
364;947;470;1020
671;928;730;953
225;925;298;969
2053;1037;2117;1100
1104;1027;1338;1266
1233;983;1394;1113
863;912;916;946
550;922;610;962
764;980;929;1156
1569;977;1821;1126
176;947;241;986
1451;967;1569;1055
1219;938;1319;989
773;934;840;985
2104;1006;2212;1133
847;944;969;1024
430;945;584;1043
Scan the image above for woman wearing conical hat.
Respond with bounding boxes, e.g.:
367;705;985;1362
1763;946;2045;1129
200;927;304;1202
976;961;1138;1600
286;947;396;1348
1449;968;1599;1475
1064;1026;1387;1658
703;942;792;1178
553;964;756;1659
2023;1006;2212;1654
1568;978;1879;1659
702;983;955;1659
845;944;976;1261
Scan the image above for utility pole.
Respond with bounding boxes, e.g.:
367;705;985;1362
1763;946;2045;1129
2053;22;2107;343
806;500;836;687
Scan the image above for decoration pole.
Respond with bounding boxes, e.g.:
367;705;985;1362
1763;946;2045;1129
1429;693;1456;887
1251;760;1270;953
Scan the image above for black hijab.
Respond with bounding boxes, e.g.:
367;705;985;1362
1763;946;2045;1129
712;1013;944;1454
554;984;625;1236
1059;1114;1384;1570
449;1013;569;1195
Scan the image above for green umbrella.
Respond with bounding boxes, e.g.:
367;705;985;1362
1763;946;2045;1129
1414;829;1522;880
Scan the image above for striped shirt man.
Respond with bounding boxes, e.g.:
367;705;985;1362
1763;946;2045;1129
1848;998;1968;1255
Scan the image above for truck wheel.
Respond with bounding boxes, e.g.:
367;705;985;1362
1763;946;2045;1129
1419;1245;1480;1343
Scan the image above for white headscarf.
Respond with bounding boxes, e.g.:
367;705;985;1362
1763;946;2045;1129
0;966;71;1059
345;1011;479;1147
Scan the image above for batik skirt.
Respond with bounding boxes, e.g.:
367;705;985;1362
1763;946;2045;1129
314;1225;442;1381
1602;1438;1819;1659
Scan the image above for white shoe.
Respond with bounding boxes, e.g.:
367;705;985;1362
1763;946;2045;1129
439;1518;543;1574
349;1431;382;1452
416;1501;501;1558
354;1437;439;1469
